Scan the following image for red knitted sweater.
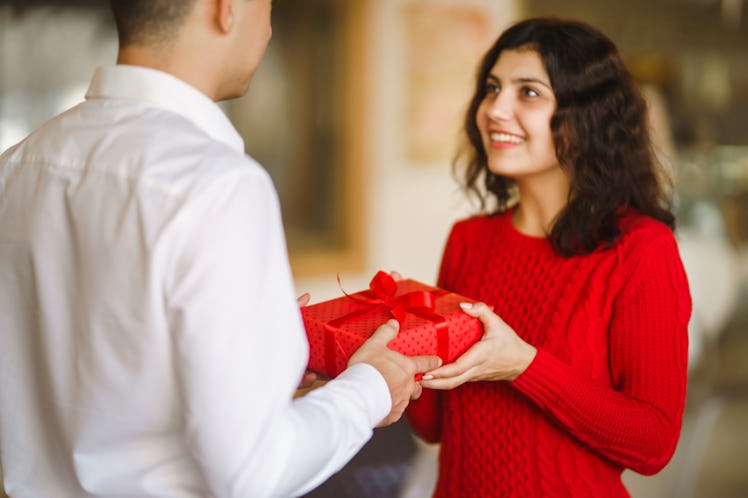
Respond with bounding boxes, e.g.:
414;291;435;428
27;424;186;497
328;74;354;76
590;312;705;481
406;211;691;498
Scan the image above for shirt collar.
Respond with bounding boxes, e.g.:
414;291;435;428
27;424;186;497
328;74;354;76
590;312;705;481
85;65;245;154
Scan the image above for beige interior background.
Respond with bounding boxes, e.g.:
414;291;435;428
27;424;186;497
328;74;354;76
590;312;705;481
1;0;747;497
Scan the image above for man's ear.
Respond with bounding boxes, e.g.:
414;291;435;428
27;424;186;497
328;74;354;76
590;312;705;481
215;0;235;34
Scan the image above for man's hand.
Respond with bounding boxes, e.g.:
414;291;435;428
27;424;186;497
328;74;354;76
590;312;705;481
297;371;319;390
348;319;442;427
297;292;311;307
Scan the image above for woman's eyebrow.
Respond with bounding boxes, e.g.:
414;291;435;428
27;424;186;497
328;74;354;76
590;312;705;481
513;77;552;90
486;73;551;90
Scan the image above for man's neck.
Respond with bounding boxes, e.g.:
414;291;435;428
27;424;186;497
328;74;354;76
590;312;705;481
116;43;220;101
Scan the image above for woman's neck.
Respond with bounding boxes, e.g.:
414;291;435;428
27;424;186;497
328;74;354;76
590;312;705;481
512;169;570;237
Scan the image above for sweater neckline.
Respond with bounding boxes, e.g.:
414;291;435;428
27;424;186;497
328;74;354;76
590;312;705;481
497;209;552;250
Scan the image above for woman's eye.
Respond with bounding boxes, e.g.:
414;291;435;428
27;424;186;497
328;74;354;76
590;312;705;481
485;82;499;95
523;87;540;98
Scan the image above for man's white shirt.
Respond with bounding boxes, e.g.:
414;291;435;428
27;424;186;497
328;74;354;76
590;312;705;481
0;65;389;498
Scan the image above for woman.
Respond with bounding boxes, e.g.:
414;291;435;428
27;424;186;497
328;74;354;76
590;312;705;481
406;18;692;497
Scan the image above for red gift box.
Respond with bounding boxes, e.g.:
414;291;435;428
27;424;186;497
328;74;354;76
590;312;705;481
301;271;483;377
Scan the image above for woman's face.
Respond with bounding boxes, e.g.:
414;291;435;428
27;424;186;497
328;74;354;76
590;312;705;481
476;48;561;182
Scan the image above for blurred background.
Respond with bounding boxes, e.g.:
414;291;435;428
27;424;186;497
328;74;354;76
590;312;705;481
1;0;747;496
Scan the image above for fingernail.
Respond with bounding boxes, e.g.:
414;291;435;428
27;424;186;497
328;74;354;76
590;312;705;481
387;319;400;329
421;374;434;380
459;302;473;310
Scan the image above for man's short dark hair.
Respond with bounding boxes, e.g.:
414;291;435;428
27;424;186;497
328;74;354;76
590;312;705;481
109;0;198;46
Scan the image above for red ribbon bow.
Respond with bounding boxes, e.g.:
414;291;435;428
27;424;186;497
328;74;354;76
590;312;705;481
332;271;441;326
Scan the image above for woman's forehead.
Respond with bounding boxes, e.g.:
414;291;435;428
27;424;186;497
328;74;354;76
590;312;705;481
490;49;550;83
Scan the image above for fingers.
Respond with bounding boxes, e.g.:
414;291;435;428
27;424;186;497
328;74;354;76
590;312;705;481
297;293;311;307
425;335;484;377
420;372;471;390
418;354;475;390
410;354;442;374
459;301;503;333
459;301;494;320
422;358;469;379
417;338;488;390
377;398;409;427
298;371;318;389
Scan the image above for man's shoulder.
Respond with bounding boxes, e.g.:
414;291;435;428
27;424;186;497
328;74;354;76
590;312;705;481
102;100;265;180
4;100;273;205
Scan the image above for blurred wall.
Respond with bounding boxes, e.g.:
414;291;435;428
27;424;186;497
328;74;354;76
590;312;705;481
294;0;518;300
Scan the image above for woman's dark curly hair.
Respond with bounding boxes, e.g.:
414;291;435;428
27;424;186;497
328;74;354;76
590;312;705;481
456;17;675;256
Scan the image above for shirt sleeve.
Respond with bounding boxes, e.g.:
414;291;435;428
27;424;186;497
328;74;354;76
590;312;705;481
512;231;692;474
165;161;390;498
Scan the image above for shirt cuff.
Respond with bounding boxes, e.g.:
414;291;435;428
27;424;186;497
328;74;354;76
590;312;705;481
336;363;391;427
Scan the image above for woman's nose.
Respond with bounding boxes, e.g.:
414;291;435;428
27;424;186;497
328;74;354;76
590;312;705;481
486;94;513;121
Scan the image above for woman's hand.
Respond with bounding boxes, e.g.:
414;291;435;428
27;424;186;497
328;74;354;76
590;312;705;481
420;302;537;390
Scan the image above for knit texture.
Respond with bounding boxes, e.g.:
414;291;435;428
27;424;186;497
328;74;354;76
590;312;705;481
406;210;691;498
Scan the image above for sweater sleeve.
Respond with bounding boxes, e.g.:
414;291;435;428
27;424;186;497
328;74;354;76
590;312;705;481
512;232;691;474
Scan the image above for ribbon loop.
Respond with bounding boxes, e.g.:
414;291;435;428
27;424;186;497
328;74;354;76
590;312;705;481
336;272;440;325
369;271;397;298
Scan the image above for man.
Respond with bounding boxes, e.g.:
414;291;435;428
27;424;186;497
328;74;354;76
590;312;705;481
0;0;440;496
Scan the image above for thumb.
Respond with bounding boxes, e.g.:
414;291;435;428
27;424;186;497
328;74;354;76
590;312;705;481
368;319;400;346
458;301;489;316
459;301;500;329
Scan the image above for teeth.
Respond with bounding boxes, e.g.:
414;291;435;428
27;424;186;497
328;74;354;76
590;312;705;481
490;132;524;144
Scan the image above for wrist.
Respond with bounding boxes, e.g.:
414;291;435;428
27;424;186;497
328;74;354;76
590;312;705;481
510;343;537;381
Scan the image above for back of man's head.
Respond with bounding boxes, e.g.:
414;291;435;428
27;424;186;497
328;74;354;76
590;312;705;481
109;0;198;47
